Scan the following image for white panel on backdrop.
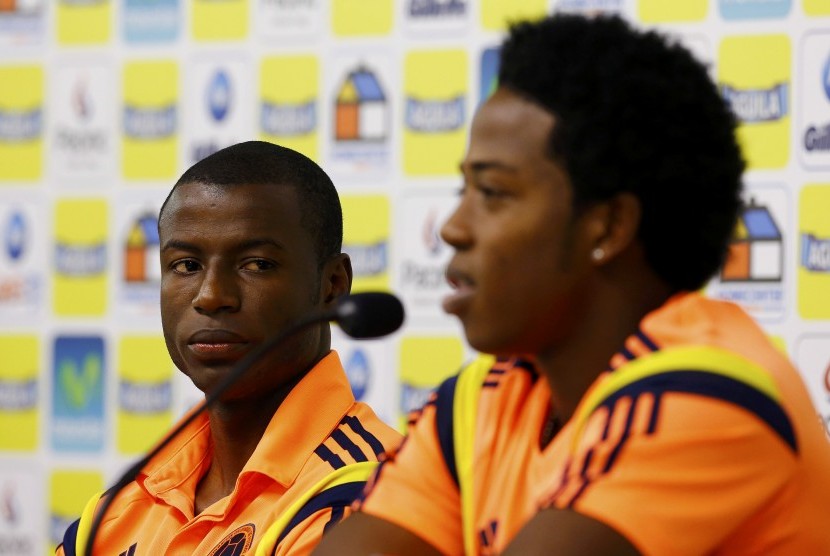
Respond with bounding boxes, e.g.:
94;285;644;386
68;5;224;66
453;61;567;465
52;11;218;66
0;0;45;46
795;335;830;440
0;198;45;323
798;32;830;170
325;49;395;179
397;192;457;323
184;54;255;169
49;61;116;183
113;191;168;323
402;0;471;35
257;0;323;40
0;467;43;556
707;185;789;323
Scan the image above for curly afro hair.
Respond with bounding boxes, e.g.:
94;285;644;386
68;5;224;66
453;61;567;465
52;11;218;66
498;14;745;292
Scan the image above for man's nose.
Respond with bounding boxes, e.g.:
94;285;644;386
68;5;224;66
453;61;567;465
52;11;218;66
440;199;473;250
192;266;241;315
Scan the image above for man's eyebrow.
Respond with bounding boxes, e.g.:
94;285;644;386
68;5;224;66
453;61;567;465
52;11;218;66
459;161;520;174
236;238;286;252
161;239;199;253
161;238;286;252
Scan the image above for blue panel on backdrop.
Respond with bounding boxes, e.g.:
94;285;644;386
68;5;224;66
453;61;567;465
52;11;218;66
719;0;791;20
52;336;106;452
124;0;180;43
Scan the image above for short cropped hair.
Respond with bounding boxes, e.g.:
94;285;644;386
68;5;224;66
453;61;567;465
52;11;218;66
160;141;342;265
498;14;745;292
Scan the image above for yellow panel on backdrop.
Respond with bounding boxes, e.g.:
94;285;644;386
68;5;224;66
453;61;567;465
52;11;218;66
804;0;830;15
798;184;830;319
332;0;393;36
0;335;39;451
480;0;547;31
718;35;791;170
122;60;179;180
403;49;468;176
0;65;43;181
50;470;103;554
342;194;390;293
54;199;108;316
192;0;249;41
398;336;465;430
638;0;708;22
117;336;175;455
57;0;111;44
260;55;319;162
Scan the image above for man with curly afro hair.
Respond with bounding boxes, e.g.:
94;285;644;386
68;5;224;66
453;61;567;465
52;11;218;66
315;14;830;556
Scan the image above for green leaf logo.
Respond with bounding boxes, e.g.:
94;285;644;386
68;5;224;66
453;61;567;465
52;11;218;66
59;354;102;408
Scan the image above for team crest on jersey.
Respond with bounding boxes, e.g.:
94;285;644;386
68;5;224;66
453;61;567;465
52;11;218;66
208;523;255;556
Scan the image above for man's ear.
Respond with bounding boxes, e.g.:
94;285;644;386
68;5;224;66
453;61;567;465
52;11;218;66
584;192;641;266
321;253;353;306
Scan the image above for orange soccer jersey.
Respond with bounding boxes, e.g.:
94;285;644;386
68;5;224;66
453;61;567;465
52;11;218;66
56;351;401;556
359;293;830;555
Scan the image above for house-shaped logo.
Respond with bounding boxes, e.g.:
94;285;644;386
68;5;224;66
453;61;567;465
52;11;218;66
124;212;160;283
335;65;387;142
721;199;783;282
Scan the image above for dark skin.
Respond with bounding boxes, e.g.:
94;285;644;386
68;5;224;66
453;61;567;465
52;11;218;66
159;181;352;515
314;88;672;555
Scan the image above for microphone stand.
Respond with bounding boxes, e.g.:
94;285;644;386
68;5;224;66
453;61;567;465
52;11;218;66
82;308;336;556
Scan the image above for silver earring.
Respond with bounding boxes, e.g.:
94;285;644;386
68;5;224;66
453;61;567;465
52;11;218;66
591;247;605;262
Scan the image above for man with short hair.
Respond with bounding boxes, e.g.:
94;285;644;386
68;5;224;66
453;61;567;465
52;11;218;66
57;141;401;555
315;14;830;555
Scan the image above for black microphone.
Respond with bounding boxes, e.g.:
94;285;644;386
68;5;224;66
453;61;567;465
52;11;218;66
83;292;404;556
335;292;405;339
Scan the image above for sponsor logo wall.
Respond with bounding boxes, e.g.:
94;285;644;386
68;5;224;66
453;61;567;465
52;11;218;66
1;0;829;546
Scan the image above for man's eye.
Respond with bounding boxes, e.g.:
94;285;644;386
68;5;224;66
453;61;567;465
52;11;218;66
242;259;275;271
478;184;505;199
171;260;200;273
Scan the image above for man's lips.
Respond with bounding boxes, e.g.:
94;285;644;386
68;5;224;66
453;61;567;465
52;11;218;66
443;267;475;314
187;329;249;358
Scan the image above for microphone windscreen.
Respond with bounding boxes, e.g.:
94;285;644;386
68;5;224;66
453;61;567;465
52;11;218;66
335;292;405;339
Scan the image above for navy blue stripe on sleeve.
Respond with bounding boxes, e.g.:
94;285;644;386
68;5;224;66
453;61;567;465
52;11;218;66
60;518;80;556
341;415;385;458
564;369;798;508
275;482;366;547
331;429;369;463
635;329;660;352
433;374;460;487
323;505;346;536
314;444;347;470
602;370;798;453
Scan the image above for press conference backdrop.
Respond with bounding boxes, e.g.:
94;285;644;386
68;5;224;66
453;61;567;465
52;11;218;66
1;0;829;553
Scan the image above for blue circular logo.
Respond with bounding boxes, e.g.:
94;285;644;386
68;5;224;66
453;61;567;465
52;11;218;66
5;211;26;261
345;349;371;401
207;70;232;122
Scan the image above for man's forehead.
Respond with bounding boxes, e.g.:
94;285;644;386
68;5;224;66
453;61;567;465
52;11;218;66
159;181;299;232
166;181;296;210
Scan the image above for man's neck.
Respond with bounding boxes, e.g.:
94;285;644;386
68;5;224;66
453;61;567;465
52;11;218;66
536;265;672;423
193;369;307;515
